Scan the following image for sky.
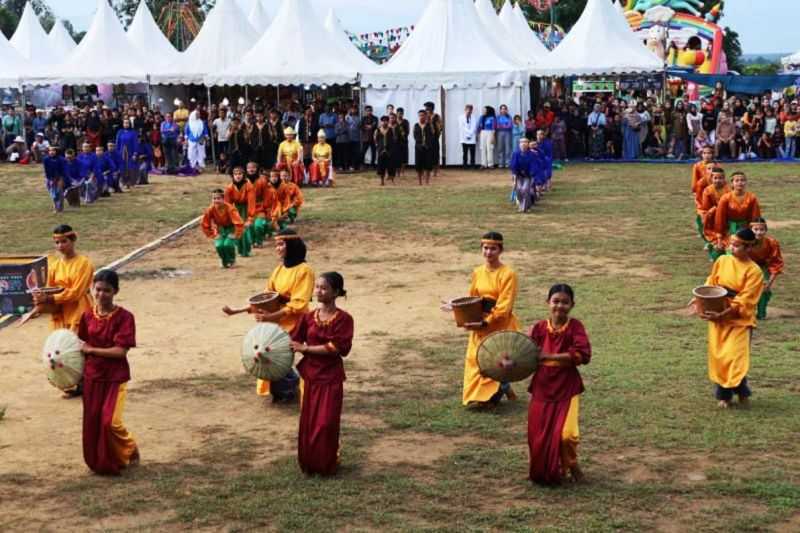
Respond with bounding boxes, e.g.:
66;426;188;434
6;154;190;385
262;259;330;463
49;0;798;55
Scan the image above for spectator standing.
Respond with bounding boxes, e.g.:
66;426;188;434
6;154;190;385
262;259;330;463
346;107;361;171
495;105;513;168
459;104;478;169
360;106;378;168
160;113;180;173
586;103;606;159
212;108;232;163
478;106;496;169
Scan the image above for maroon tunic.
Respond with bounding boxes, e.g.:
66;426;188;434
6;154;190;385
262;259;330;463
527;318;591;485
291;309;354;476
78;307;136;475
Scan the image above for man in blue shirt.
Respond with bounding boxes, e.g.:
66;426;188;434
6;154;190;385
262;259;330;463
495;105;514;169
43;146;66;213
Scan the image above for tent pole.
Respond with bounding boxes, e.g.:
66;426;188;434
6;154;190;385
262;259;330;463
146;76;152;110
19;83;25;112
245;85;249;106
207;85;216;168
440;86;446;167
276;84;280;109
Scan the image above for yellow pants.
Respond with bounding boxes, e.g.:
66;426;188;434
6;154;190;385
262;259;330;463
109;383;138;466
560;396;580;475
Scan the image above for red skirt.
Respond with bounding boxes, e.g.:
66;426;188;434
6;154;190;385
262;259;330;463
298;380;343;476
527;395;571;485
82;378;137;475
308;160;330;184
276;161;305;185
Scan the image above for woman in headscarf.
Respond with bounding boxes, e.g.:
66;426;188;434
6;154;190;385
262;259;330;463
185;110;209;171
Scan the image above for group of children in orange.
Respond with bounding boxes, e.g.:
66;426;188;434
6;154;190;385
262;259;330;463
201;162;304;268
690;146;784;320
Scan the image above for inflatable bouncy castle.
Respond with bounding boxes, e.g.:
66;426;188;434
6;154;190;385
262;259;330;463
625;0;727;75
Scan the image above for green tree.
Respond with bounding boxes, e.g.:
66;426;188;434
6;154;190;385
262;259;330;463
108;0;215;29
722;27;743;73
0;6;18;38
742;63;780;76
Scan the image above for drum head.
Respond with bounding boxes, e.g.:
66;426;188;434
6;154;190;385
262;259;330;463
42;329;85;390
477;331;540;383
241;323;294;381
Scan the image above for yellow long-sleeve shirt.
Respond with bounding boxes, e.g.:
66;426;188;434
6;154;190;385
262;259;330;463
46;254;94;331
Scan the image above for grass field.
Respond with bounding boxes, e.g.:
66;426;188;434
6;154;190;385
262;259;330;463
1;161;799;532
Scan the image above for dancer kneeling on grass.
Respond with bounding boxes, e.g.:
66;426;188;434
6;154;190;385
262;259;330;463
202;189;244;269
461;232;519;409
290;272;354;476
282;169;304;224
79;269;139;475
527;284;591;485
699;167;730;261
510;137;537;213
748;218;784;321
224;167;255;258
696;228;763;409
223;230;314;403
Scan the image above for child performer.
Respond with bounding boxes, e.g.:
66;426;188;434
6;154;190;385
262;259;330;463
375;116;397;186
79;269;139;475
290;272;354;476
43;146;66;213
699;167;730;261
309;130;333;187
282;169;304;224
223;229;314;402
536;130;554;192
78;143;97;204
749;218;784;320
270;169;290;231
510;137;537;213
459;232;519;408
691;146;716;237
106;142;124;193
224;167;255;258
527;284;592;485
277;127;305;185
696;228;763;409
714;172;761;242
63;149;83;208
201;189;244;268
137;134;153;185
93;146;113;198
249;165;274;247
530;139;547;197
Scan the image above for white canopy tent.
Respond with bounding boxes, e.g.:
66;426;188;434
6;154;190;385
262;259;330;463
362;0;528;165
127;0;181;76
532;0;663;76
24;0;150;86
206;0;364;87
10;3;58;64
323;8;376;72
0;31;26;88
248;0;272;32
152;0;258;85
498;1;549;64
473;0;531;68
47;20;77;58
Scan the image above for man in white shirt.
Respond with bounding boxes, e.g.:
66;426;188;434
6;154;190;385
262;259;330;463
31;132;50;163
212;108;232;162
459;104;478;169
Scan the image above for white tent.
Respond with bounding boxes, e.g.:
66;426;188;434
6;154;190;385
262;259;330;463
473;0;531;67
206;0;363;87
362;0;528;166
532;0;663;76
152;0;258;85
323;8;375;72
127;0;181;75
0;31;26;88
48;20;77;58
248;0;271;32
10;3;56;64
498;1;549;63
25;0;150;86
